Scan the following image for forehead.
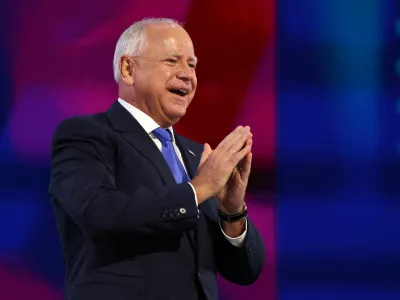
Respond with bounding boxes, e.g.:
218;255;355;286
143;25;195;57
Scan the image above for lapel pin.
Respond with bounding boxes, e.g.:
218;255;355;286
187;149;196;157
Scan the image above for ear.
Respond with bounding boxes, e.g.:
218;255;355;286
119;55;135;85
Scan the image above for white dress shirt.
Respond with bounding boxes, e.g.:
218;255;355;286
118;98;247;246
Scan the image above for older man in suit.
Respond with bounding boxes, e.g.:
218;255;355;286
49;17;266;300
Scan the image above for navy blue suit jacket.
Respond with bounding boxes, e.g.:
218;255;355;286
48;101;266;300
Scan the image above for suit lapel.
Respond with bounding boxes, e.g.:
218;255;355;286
106;101;176;186
173;134;199;180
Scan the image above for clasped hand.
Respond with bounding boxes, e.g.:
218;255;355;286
191;126;253;214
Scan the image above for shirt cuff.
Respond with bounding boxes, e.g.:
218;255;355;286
219;219;248;247
187;182;198;207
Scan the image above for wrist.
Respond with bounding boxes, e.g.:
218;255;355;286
221;218;246;238
218;202;246;215
191;177;214;204
218;203;248;223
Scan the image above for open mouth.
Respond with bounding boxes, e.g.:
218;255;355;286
168;88;189;97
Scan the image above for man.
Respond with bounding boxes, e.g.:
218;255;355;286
48;18;265;300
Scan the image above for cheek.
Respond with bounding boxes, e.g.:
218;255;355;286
192;79;197;93
192;74;197;86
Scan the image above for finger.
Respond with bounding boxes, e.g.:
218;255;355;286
199;143;212;167
237;138;252;169
244;137;253;148
230;144;252;167
216;126;246;151
228;129;252;154
240;152;252;182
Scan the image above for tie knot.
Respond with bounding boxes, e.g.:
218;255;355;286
153;128;172;144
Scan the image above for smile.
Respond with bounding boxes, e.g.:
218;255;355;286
168;88;189;96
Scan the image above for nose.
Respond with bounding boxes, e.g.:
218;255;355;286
176;63;194;82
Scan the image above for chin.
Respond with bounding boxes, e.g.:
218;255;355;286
168;102;188;116
172;108;187;119
161;99;189;124
163;110;184;125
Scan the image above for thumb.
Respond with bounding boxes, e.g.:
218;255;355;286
199;143;212;166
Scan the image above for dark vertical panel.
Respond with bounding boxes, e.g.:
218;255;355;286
277;0;400;299
0;1;11;129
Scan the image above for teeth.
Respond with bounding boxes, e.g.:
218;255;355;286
178;89;188;95
169;88;189;96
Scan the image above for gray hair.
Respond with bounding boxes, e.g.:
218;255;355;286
113;17;182;83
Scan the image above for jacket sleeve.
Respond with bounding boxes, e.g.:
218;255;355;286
209;200;266;285
48;117;199;240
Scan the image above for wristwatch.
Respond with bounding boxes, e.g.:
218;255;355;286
218;203;248;223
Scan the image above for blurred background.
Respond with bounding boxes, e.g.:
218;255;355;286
0;0;398;299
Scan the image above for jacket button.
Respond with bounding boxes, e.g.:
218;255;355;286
179;208;186;214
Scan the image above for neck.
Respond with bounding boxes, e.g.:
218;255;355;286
119;97;179;128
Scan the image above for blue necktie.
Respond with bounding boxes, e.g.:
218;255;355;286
152;128;190;184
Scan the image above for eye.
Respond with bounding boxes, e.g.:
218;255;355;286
166;59;177;64
189;63;196;69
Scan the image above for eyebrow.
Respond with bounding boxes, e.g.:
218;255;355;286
168;52;198;64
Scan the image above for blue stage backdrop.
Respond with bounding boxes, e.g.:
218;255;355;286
277;0;400;299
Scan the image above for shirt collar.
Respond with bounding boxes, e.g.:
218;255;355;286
117;98;175;142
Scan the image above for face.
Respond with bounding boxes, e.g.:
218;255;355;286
119;24;198;127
